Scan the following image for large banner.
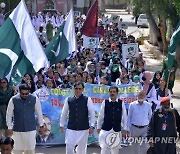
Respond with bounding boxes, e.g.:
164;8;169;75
34;83;141;146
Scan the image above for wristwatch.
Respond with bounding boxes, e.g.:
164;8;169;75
40;125;44;128
90;126;95;129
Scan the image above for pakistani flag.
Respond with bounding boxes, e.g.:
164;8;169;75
0;0;49;82
45;9;77;65
168;22;180;69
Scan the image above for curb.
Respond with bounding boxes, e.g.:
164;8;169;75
143;40;180;78
143;40;165;61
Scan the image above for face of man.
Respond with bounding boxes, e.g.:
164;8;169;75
39;116;51;137
161;102;170;112
44;116;51;133
138;91;146;104
20;89;30;100
1;144;13;154
74;84;84;98
109;88;118;101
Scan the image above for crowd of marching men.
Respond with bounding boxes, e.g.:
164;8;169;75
0;9;178;154
0;10;175;112
30;11;173;109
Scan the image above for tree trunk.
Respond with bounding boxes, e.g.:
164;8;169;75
99;0;106;12
147;13;163;51
159;17;168;54
141;0;163;51
149;27;157;45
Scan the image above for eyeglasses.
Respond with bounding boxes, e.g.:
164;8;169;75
74;88;83;91
21;92;29;96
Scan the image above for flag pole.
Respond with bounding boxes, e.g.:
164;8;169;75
166;71;171;90
95;26;99;83
166;69;174;108
95;5;99;84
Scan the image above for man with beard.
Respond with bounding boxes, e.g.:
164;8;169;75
147;97;180;154
6;84;44;154
97;86;128;154
36;115;54;144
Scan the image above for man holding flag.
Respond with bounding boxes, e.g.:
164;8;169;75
161;22;180;94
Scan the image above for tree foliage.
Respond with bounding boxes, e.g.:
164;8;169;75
132;0;180;52
173;0;180;15
132;0;179;29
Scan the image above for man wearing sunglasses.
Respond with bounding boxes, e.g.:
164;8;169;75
147;97;180;154
60;81;95;154
6;84;44;154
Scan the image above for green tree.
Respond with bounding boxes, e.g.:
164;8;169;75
132;0;180;53
173;0;180;15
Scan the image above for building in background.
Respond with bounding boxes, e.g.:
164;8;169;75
1;0;128;16
25;0;73;14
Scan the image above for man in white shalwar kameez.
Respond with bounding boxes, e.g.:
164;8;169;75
6;84;44;154
97;86;128;154
60;81;95;154
36;12;44;31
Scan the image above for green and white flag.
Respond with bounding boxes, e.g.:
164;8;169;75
45;9;77;65
168;22;180;69
0;0;49;82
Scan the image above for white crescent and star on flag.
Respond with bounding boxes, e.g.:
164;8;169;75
0;48;18;80
51;32;62;57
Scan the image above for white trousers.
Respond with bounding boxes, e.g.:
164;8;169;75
12;131;36;151
101;146;120;154
65;129;89;154
99;129;122;154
